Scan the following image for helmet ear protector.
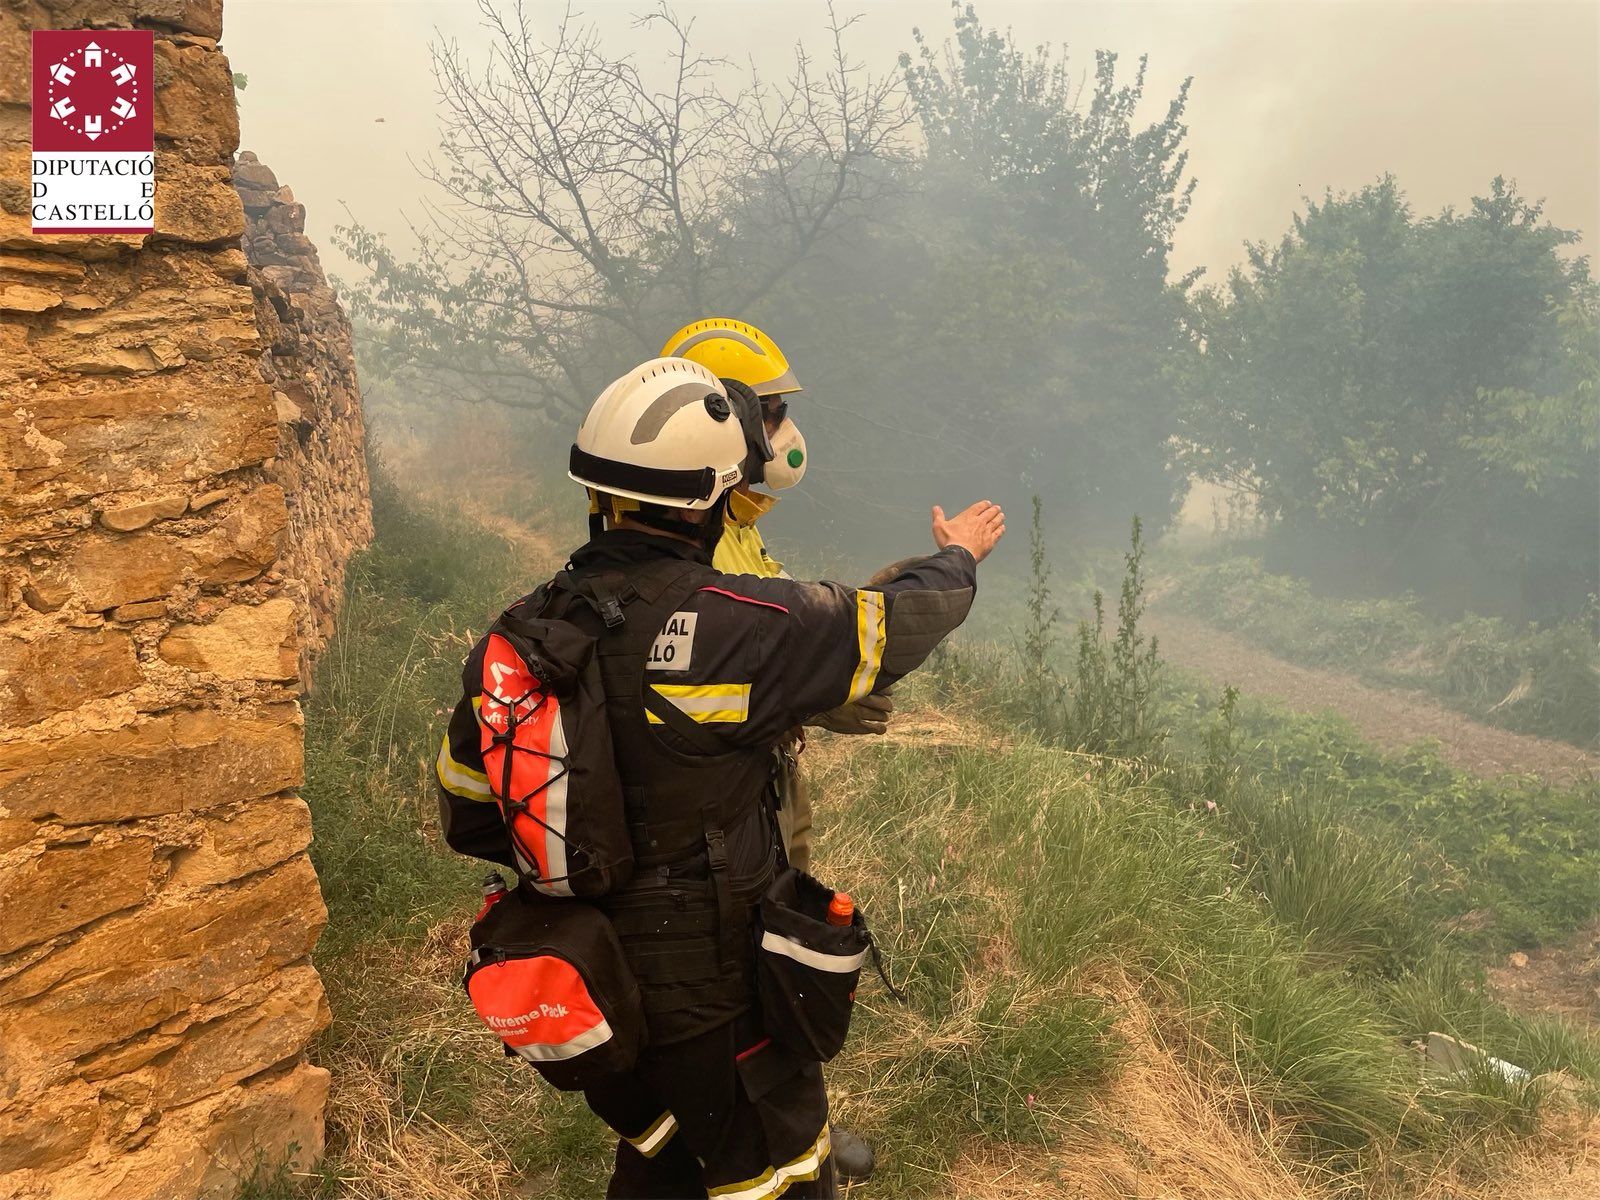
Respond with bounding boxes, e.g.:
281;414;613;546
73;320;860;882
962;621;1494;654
720;377;775;486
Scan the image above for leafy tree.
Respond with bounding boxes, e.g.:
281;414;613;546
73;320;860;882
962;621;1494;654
341;1;1198;566
905;5;1195;291
757;3;1197;557
1182;176;1596;618
1465;291;1598;492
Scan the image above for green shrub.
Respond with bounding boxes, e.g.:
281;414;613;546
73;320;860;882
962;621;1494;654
1196;698;1600;950
1211;781;1428;974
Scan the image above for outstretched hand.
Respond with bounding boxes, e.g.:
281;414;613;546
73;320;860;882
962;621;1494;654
932;500;1006;563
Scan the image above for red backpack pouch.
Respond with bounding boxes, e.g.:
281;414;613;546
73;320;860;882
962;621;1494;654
464;885;645;1090
476;602;634;898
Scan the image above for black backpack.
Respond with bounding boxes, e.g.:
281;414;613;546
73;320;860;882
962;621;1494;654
461;559;728;899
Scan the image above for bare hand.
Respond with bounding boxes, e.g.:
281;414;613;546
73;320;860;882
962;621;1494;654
932;501;1006;563
808;692;894;736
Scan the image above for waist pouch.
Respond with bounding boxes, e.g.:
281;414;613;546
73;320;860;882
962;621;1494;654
463;886;645;1090
755;868;872;1062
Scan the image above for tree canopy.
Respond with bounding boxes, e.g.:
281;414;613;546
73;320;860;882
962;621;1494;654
1181;176;1596;618
338;0;909;417
339;2;1594;619
756;3;1198;556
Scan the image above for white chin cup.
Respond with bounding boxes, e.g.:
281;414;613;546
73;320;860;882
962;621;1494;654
763;418;807;489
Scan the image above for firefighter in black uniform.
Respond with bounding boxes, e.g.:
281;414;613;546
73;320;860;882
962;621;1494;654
436;357;1004;1198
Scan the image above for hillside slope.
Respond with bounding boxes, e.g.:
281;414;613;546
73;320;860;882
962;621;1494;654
274;468;1600;1199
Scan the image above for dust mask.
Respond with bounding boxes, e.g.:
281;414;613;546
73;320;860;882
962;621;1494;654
763;418;807;489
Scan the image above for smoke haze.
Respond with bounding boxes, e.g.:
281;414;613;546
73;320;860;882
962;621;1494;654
228;0;1598;287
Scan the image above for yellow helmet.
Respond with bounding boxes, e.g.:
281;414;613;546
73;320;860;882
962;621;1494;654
660;318;801;397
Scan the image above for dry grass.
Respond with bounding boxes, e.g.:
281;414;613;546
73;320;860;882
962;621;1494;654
296;477;1599;1199
319;931;515;1200
321;1062;509;1200
932;964;1320;1200
1444;1111;1600;1200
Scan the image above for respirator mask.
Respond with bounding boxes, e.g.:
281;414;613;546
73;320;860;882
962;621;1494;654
763;415;807;490
719;378;807;492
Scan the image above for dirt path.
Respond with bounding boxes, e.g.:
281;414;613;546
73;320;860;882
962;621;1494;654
1145;607;1599;787
1484;921;1600;1025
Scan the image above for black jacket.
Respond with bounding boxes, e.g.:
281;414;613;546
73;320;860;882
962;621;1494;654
436;528;978;800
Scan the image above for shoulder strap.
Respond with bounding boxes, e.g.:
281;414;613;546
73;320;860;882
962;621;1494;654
550;557;704;627
632;563;739;756
638;685;735;755
547;559;752;759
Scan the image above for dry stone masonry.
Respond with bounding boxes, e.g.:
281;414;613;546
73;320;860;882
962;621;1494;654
236;151;373;673
0;3;371;1196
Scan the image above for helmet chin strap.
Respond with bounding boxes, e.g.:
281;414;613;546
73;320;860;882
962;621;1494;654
632;494;730;549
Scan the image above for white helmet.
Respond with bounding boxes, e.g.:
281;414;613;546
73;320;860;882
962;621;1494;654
569;357;747;510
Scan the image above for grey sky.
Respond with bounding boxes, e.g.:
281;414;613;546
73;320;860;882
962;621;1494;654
226;0;1599;288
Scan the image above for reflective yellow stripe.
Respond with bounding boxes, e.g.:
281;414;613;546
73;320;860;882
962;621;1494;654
435;734;493;800
707;1125;830;1199
708;1167;776;1199
847;590;886;703
626;1110;678;1158
645;682;751;725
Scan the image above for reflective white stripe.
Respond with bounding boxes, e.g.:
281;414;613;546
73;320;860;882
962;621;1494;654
529;710;573;898
759;929;868;974
628;1110;679;1158
436;736;493;799
508;1015;614;1062
645;682;752;725
847;590;886;702
709;1125;831;1199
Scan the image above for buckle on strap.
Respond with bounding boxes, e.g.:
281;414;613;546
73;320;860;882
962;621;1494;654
705;824;737;970
705;827;728;872
591;580;637;629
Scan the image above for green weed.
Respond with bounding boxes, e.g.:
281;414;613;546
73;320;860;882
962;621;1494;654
1186;696;1600;950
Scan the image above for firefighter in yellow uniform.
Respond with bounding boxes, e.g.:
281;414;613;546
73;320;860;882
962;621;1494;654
661;319;890;1183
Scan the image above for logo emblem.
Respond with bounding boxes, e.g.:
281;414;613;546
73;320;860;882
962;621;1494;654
44;40;141;143
31;30;155;234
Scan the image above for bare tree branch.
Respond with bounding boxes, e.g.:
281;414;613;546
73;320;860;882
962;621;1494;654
336;0;910;419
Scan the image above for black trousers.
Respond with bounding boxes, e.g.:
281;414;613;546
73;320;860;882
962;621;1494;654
585;1015;835;1199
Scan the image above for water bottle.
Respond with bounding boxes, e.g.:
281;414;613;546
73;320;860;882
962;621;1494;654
477;870;509;920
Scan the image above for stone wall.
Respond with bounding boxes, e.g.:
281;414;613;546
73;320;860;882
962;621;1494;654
236;150;373;675
0;4;368;1197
